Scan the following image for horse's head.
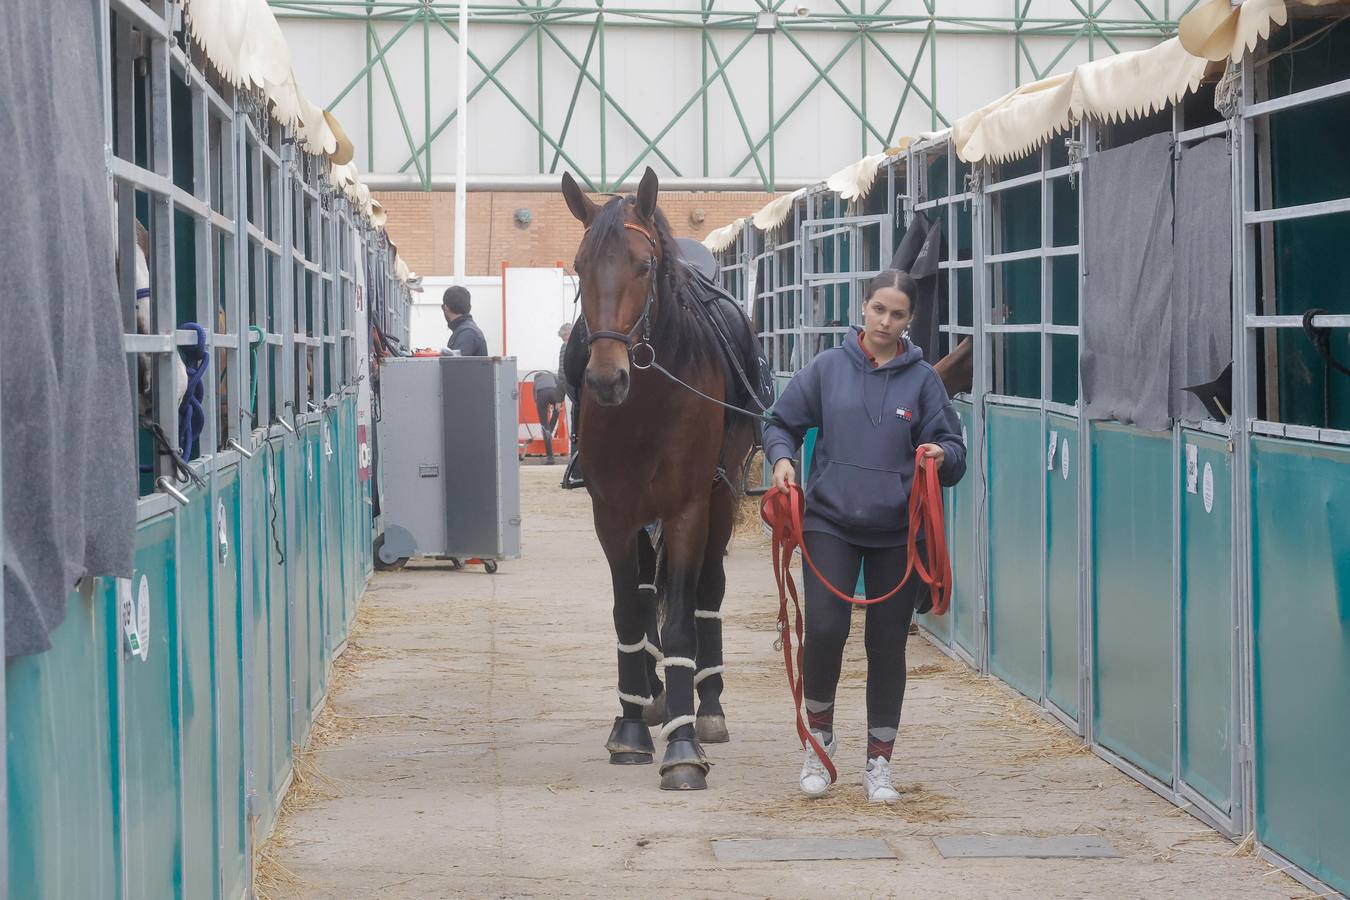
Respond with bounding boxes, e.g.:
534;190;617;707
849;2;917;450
562;167;665;407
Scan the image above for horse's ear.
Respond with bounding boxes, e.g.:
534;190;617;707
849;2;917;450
561;172;598;226
637;167;659;223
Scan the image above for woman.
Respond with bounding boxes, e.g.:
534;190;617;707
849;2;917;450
762;269;967;801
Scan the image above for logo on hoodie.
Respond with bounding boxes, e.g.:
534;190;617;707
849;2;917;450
896;406;914;421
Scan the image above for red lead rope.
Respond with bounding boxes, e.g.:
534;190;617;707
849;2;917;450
759;448;952;784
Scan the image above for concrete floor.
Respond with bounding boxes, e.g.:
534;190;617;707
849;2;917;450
265;466;1308;899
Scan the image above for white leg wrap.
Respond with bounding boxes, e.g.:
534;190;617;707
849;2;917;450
643;640;664;661
618;690;654;707
638;583;657;592
617;640;647;653
693;665;725;687
660;714;698;740
694;609;724;619
658;656;696;670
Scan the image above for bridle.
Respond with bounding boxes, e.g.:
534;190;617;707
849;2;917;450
578;221;660;370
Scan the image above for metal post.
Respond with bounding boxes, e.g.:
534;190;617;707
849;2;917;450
454;0;470;282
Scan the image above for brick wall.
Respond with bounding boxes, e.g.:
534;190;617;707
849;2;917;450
374;189;779;277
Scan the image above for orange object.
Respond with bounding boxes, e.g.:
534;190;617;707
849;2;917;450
517;380;569;458
413;349;440;358
759;449;951;786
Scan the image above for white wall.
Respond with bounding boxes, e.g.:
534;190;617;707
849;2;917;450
280;4;1174;184
411;271;579;376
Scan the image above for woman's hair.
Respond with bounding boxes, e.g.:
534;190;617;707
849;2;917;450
864;269;919;313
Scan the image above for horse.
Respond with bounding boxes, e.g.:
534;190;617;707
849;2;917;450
561;167;756;791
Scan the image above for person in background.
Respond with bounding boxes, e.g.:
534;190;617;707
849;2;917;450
531;323;572;464
442;285;488;357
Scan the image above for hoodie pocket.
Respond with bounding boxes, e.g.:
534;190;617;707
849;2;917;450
806;460;909;533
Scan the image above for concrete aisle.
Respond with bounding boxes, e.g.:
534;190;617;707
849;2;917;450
265;467;1306;899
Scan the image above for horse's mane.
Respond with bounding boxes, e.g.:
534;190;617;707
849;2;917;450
581;196;716;377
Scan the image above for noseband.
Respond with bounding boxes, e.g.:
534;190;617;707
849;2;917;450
580;221;659;369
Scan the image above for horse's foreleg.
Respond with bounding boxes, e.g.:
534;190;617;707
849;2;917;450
656;506;712;791
637;529;665;728
693;482;736;744
596;524;656;765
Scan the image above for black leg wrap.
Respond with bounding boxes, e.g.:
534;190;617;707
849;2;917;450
659;738;710;790
606;717;654;765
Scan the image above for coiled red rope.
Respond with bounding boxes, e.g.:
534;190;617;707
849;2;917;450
759;448;952;784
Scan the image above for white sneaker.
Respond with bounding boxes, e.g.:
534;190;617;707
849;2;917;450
864;756;901;802
799;731;837;797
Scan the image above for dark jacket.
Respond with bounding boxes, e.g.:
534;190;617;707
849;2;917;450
762;326;966;547
444;314;488;357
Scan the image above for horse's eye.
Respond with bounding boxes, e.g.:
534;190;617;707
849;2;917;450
638;259;654;276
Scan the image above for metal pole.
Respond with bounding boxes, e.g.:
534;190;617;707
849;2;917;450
455;0;470;283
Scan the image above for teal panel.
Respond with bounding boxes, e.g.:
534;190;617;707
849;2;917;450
1046;415;1079;720
304;428;327;716
7;586;118;898
214;470;249;900
123;514;184;898
1179;433;1232;815
950;403;977;659
321;414;346;653
246;453;276;833
288;436;313;745
987;406;1043;701
1090;423;1173;783
263;442;293;797
1251;437;1350;895
176;490;219;899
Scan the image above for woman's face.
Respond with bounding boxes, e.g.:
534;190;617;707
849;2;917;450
862;286;914;346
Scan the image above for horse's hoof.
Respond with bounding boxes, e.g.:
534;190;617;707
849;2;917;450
695;714;730;744
605;717;654;759
659;764;708;791
642;693;666;727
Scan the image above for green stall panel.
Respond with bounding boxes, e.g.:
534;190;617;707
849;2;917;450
321;414;347;654
951;403;977;659
246;453;277;834
339;400;359;625
1251;437;1350;895
7;586;118;898
1046;414;1079;720
177;490;219;898
262;442;293;801
214;470;249;900
1090;423;1173;783
123;514;185;898
1179;433;1233;815
986;406;1043;700
303;427;328;717
288;435;314;746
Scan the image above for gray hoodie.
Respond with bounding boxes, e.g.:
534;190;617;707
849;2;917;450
763;327;967;547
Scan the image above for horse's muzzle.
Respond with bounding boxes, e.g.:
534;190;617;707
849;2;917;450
586;364;630;406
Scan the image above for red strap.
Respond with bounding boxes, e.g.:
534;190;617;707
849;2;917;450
759;448;952;785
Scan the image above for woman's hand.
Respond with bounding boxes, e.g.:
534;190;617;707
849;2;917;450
917;443;945;465
772;458;797;494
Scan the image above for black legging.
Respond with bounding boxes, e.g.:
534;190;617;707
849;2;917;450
802;530;920;761
533;373;565;463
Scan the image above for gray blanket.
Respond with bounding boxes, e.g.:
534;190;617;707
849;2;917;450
1;0;137;656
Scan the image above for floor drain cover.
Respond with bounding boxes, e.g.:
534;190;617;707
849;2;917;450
711;838;895;862
933;835;1121;859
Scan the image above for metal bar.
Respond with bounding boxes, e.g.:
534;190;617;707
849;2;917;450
599;8;607;189
705;31;768;188
550;22;598;174
1243;75;1350;119
1245;314;1350;328
881;28;930;143
327;12;421;108
424;6;432;182
368;21;428;185
1243;195;1350;225
1178;121;1231;143
984;247;1044;264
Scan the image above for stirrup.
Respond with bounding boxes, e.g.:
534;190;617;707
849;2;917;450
560;453;586;490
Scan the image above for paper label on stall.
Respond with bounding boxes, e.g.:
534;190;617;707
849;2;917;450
136;576;151;662
1061;438;1070;480
324;422;333;459
1186;445;1199;494
1047;430;1059;471
268;461;277;497
1203;462;1215;514
217;500;230;563
307;451;314;482
119;578;141;658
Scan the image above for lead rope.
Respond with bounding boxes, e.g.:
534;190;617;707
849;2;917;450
759;449;951;784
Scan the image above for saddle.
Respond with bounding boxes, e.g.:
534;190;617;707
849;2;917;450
561;239;773;489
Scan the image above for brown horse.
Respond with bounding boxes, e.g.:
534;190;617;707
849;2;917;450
562;168;754;791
